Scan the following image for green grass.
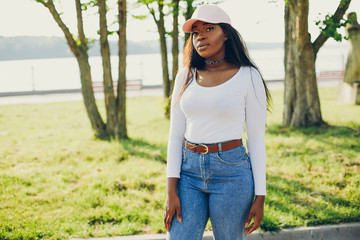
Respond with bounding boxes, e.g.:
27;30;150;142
0;87;359;239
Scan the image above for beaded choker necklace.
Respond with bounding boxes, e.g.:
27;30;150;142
205;58;225;64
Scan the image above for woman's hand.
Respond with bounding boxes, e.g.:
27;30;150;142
244;195;265;235
164;178;182;232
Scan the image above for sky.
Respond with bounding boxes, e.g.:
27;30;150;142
0;0;359;43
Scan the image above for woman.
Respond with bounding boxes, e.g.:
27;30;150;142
164;5;270;240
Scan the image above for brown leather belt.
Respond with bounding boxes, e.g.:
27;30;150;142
183;139;242;154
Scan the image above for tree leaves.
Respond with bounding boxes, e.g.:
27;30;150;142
316;14;352;42
314;0;353;42
81;0;97;11
132;14;148;20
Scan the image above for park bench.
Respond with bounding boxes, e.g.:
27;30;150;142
92;79;142;91
317;70;344;81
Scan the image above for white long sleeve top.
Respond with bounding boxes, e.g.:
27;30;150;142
167;66;267;195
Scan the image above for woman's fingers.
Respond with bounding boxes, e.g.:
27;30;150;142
163;210;168;231
244;210;254;228
164;206;182;232
251;218;261;234
176;205;182;223
164;210;175;232
244;196;265;235
163;214;168;231
244;210;254;236
244;211;262;235
244;221;259;235
168;211;175;230
164;192;182;232
244;222;253;235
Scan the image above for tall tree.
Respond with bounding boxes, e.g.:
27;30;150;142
183;0;196;44
171;0;180;84
35;0;107;138
283;0;351;127
98;0;118;137
34;0;127;139
135;0;187;99
135;0;171;98
117;0;128;138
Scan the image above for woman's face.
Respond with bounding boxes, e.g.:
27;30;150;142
191;21;227;60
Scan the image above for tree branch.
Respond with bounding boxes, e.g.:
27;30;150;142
313;0;351;54
75;0;87;51
145;3;159;26
97;0;109;46
35;0;79;56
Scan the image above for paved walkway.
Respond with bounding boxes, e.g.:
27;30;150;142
0;80;340;106
0;87;163;105
72;222;360;240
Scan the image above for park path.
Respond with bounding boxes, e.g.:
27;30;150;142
0;86;163;105
0;80;339;106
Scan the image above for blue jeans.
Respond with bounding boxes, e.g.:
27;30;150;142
167;141;254;240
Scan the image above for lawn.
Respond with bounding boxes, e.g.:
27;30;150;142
0;87;359;239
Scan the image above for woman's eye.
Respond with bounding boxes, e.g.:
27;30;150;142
192;32;198;36
206;26;215;32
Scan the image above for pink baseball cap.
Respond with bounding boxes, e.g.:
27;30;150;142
182;5;231;33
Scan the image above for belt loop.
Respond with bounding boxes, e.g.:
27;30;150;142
218;143;222;153
185;139;188;149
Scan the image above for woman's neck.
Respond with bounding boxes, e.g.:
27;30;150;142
204;60;234;71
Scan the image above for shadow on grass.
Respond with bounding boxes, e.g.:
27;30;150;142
267;124;359;137
261;124;360;231
266;124;359;152
262;174;360;231
120;138;167;164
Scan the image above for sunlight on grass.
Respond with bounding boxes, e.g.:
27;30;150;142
0;86;359;239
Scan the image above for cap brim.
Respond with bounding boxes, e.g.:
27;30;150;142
182;19;198;33
182;18;220;33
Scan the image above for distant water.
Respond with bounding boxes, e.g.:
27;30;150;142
0;44;348;93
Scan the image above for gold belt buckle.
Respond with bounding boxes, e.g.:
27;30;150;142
199;144;209;154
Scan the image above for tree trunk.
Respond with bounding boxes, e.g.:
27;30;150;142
154;2;170;98
284;0;351;127
184;0;195;45
75;0;107;137
77;53;107;138
284;0;323;127
344;12;360;85
171;0;180;85
36;0;106;138
98;0;117;138
117;0;128;139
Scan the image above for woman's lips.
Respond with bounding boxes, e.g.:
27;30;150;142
197;44;209;50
